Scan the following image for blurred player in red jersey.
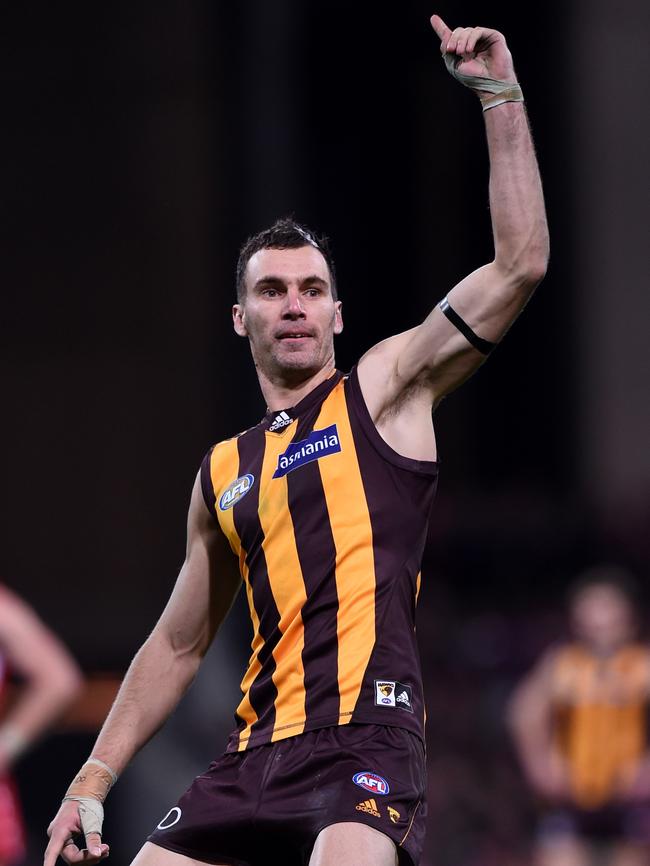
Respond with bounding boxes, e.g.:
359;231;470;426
510;567;650;866
0;584;82;865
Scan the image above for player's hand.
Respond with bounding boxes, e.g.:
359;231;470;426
430;14;517;88
44;799;109;865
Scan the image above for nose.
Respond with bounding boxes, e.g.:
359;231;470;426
281;288;305;319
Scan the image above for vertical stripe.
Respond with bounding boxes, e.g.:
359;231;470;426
415;572;422;603
315;380;376;719
232;428;281;748
210;439;260;743
210;439;244;559
287;410;340;725
258;427;308;740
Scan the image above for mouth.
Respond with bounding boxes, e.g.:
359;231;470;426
276;332;314;341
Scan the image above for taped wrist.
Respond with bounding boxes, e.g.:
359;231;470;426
64;758;117;803
443;53;524;111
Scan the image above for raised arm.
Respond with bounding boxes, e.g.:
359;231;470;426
0;587;83;772
44;472;241;866
358;14;549;418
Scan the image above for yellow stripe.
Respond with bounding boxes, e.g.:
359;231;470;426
258;425;307;741
211;438;243;559
415;571;422;603
209;438;261;749
236;558;263;749
316;380;376;719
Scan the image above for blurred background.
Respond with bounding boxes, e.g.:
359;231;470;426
2;1;649;864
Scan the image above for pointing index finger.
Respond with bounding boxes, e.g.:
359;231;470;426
44;830;68;866
430;14;451;44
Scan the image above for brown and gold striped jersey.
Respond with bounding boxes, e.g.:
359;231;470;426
551;642;650;808
201;367;438;752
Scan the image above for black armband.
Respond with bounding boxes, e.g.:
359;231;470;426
439;297;497;356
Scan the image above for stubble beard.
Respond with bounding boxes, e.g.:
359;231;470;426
252;334;333;386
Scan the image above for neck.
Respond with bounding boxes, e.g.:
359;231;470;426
256;359;337;412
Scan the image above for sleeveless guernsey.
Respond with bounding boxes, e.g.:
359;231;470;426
551;642;650;808
201;366;438;752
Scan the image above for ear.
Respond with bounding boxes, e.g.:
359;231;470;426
333;300;344;335
232;303;248;337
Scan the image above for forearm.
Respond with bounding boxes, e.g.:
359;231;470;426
89;628;202;776
484;102;549;283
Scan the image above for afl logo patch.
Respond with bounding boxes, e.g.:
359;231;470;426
219;474;254;511
352;772;390;795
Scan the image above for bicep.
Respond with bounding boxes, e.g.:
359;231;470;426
390;261;535;403
155;473;241;659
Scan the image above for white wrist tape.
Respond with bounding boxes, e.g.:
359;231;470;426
62;796;105;837
443;53;524;111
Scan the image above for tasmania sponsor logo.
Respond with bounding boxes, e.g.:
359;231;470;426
352;772;390;796
273;424;341;478
219;474;254;511
374;680;413;713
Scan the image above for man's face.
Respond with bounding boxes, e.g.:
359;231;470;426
233;245;343;381
571;584;635;654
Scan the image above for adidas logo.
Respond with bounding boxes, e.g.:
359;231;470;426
355;798;381;818
396;690;411;707
269;411;292;432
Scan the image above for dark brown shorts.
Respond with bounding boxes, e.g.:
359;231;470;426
148;723;427;866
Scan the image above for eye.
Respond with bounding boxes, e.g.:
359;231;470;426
261;288;279;298
304;287;322;297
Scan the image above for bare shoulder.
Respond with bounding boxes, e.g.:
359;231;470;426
356;329;438;463
356;327;430;419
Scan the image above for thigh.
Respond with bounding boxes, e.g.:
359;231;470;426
309;823;397;866
131;840;233;866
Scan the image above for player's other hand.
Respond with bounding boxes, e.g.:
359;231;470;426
44;799;109;866
430;14;516;86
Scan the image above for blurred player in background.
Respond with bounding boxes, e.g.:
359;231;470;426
0;584;82;865
509;566;650;866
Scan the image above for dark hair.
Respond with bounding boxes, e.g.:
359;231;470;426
567;564;640;609
235;217;338;302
